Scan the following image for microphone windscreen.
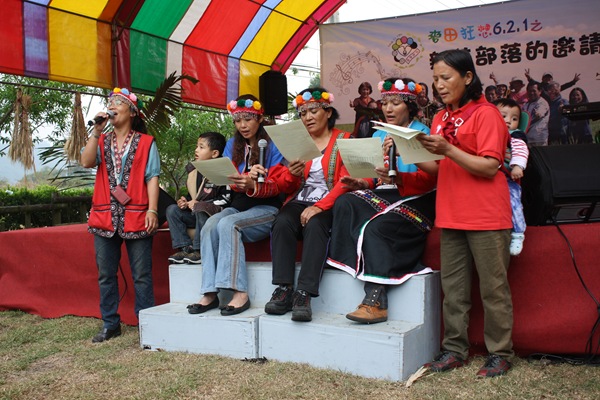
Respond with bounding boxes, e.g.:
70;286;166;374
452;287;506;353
258;139;268;148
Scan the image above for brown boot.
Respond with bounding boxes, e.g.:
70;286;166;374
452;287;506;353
346;283;388;324
346;303;388;324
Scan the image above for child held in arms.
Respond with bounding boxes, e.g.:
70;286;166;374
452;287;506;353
166;132;231;264
494;98;530;256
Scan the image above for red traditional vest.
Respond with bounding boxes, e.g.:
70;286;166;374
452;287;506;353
88;131;154;239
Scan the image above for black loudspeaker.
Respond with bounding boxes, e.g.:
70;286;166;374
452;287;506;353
521;144;600;225
259;70;288;116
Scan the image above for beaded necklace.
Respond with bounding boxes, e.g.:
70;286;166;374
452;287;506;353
112;130;134;176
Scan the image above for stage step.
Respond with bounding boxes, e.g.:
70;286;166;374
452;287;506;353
139;263;441;381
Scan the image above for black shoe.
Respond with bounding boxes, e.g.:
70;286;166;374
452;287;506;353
291;290;312;322
187;297;219;314
183;251;201;264
264;285;293;315
92;325;122;343
424;351;466;372
168;246;193;264
476;354;512;378
220;299;251;316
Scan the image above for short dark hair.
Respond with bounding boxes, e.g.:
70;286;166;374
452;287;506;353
493;97;521;113
432;49;483;107
199;131;226;156
358;81;373;95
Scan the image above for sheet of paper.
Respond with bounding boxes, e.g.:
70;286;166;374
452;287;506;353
371;120;445;164
191;157;238;186
336;138;384;178
264;119;322;161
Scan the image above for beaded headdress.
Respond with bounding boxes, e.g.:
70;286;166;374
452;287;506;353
227;98;264;119
292;90;335;113
109;88;143;114
378;80;422;101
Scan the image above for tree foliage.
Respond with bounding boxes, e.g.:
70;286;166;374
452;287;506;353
157;107;233;198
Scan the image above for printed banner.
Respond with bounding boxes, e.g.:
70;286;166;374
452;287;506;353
321;0;600;125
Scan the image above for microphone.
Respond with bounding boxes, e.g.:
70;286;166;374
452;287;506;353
87;110;115;126
388;140;397;177
257;139;268;183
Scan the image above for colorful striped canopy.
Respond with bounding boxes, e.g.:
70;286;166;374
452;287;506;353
1;0;345;108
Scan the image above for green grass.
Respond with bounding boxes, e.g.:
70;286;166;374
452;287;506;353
1;311;599;399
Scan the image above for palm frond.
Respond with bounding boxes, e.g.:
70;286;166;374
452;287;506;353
142;72;199;138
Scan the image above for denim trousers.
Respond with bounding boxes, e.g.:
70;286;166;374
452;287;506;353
507;179;526;234
200;205;278;294
440;228;514;359
165;204;208;250
94;234;155;329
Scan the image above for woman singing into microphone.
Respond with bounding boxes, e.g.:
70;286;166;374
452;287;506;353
326;78;437;324
187;94;285;316
81;88;160;343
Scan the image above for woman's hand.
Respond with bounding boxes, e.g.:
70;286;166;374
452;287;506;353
228;173;255;191
382;136;397;156
248;164;268;181
145;211;158;234
417;133;452;156
300;206;322;226
375;166;395;185
340;176;369;190
288;160;305;177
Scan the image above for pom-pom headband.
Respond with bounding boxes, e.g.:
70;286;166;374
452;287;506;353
109;88;143;113
378;80;422;101
292;90;334;112
227;98;264;117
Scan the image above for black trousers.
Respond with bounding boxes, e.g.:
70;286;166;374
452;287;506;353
270;201;333;296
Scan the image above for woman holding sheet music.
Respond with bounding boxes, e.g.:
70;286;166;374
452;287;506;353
326;77;437;324
187;94;284;316
264;87;364;322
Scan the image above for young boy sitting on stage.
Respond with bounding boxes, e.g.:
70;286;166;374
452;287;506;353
166;131;230;264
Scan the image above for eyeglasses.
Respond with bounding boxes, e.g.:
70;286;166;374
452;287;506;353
107;98;125;107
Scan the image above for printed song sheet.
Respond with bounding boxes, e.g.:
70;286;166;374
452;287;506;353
372;120;444;164
191;157;238;186
264;120;322;161
336;138;384;178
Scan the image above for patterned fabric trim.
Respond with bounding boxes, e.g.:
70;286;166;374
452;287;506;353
350;189;433;233
89;132;150;240
357;267;433;286
326;131;346;190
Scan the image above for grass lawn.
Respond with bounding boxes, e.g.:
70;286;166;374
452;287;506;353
1;311;599;399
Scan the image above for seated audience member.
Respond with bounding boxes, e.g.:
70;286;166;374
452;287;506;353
166;132;230;264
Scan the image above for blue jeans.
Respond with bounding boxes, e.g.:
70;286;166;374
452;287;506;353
507;179;526;234
94;234;155;329
200;206;277;294
165;204;208;250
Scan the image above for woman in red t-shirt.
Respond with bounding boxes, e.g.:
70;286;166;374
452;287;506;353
417;49;514;378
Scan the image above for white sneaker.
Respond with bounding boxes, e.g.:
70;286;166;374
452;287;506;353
510;233;525;256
